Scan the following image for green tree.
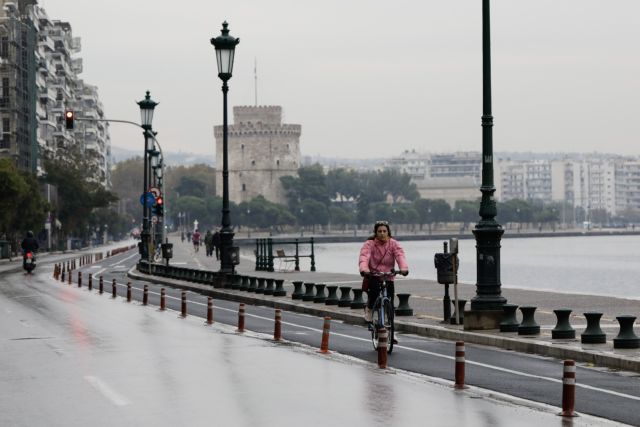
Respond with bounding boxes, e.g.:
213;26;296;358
0;159;48;242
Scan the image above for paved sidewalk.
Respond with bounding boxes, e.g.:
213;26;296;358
131;238;640;373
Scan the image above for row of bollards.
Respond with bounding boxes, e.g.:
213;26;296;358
498;305;640;349
452;341;577;417
290;281;414;316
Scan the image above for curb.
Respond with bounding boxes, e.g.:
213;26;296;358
127;267;640;373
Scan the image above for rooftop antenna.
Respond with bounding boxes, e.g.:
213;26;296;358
254;58;258;106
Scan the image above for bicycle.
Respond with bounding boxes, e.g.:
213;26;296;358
366;271;397;354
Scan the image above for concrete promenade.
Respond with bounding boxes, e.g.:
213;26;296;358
131;238;640;373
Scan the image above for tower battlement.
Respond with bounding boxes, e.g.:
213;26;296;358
233;106;282;125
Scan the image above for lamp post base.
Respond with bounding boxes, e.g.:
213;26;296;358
471;224;506;311
219;228;235;274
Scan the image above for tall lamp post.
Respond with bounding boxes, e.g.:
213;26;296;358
137;91;158;262
471;0;507;313
211;21;240;274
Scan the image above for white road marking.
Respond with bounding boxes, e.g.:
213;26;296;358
84;375;130;406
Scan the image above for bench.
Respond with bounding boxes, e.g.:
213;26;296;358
275;249;296;272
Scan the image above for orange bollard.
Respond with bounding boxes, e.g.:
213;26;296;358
378;327;388;368
112;279;117;298
237;303;245;332
77;271;82;288
206;297;214;325
60;268;65;283
99;276;104;294
88;274;92;291
318;316;331;354
160;288;166;311
455;341;468;389
180;291;187;317
53;264;57;279
274;309;282;341
559;360;578;417
142;285;148;305
126;282;132;302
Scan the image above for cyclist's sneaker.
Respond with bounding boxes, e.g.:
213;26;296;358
392;338;399;344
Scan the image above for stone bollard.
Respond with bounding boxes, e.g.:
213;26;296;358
338;286;353;307
77;271;82;288
395;293;413;316
99;276;104;294
273;279;287;297
255;277;266;294
247;277;258;293
313;284;326;303
112;279;117;298
325;285;339;305
231;274;242;290
291;281;304;299
581;312;606;344
518;306;540;335
450;299;466;325
263;278;275;295
126;283;132;302
142;285;149;305
239;276;250;291
350;289;366;309
500;304;519;332
301;283;316;302
613;315;640;349
552;309;576;339
88;274;92;291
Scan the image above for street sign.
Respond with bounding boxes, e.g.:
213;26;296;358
139;192;156;207
149;187;160;198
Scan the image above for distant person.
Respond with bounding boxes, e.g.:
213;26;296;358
181;232;185;242
204;230;213;257
192;229;201;252
212;229;221;260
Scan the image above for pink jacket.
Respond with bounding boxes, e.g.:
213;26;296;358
358;238;408;275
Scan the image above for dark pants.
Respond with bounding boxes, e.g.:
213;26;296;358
367;280;394;310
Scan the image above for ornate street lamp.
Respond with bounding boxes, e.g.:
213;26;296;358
471;0;507;315
211;21;240;274
136;91;158;262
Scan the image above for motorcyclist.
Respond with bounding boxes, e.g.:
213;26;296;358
21;231;39;269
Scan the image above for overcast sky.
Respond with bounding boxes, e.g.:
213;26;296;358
39;0;640;159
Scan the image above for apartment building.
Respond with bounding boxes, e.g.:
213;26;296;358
0;0;37;172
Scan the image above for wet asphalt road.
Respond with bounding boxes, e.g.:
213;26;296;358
8;250;640;426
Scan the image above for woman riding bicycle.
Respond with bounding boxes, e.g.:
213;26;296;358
358;221;409;330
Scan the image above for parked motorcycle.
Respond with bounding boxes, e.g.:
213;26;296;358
23;251;36;274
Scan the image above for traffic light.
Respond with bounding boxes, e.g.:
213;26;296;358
64;110;74;130
154;196;163;216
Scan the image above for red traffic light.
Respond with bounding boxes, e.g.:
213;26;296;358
65;110;74;130
156;196;163;205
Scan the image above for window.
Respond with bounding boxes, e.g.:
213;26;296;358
242;183;246;191
251;160;255;166
0;37;7;59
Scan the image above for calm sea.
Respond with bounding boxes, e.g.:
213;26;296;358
303;235;640;300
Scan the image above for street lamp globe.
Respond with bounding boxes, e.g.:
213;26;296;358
137;91;158;130
210;21;240;81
